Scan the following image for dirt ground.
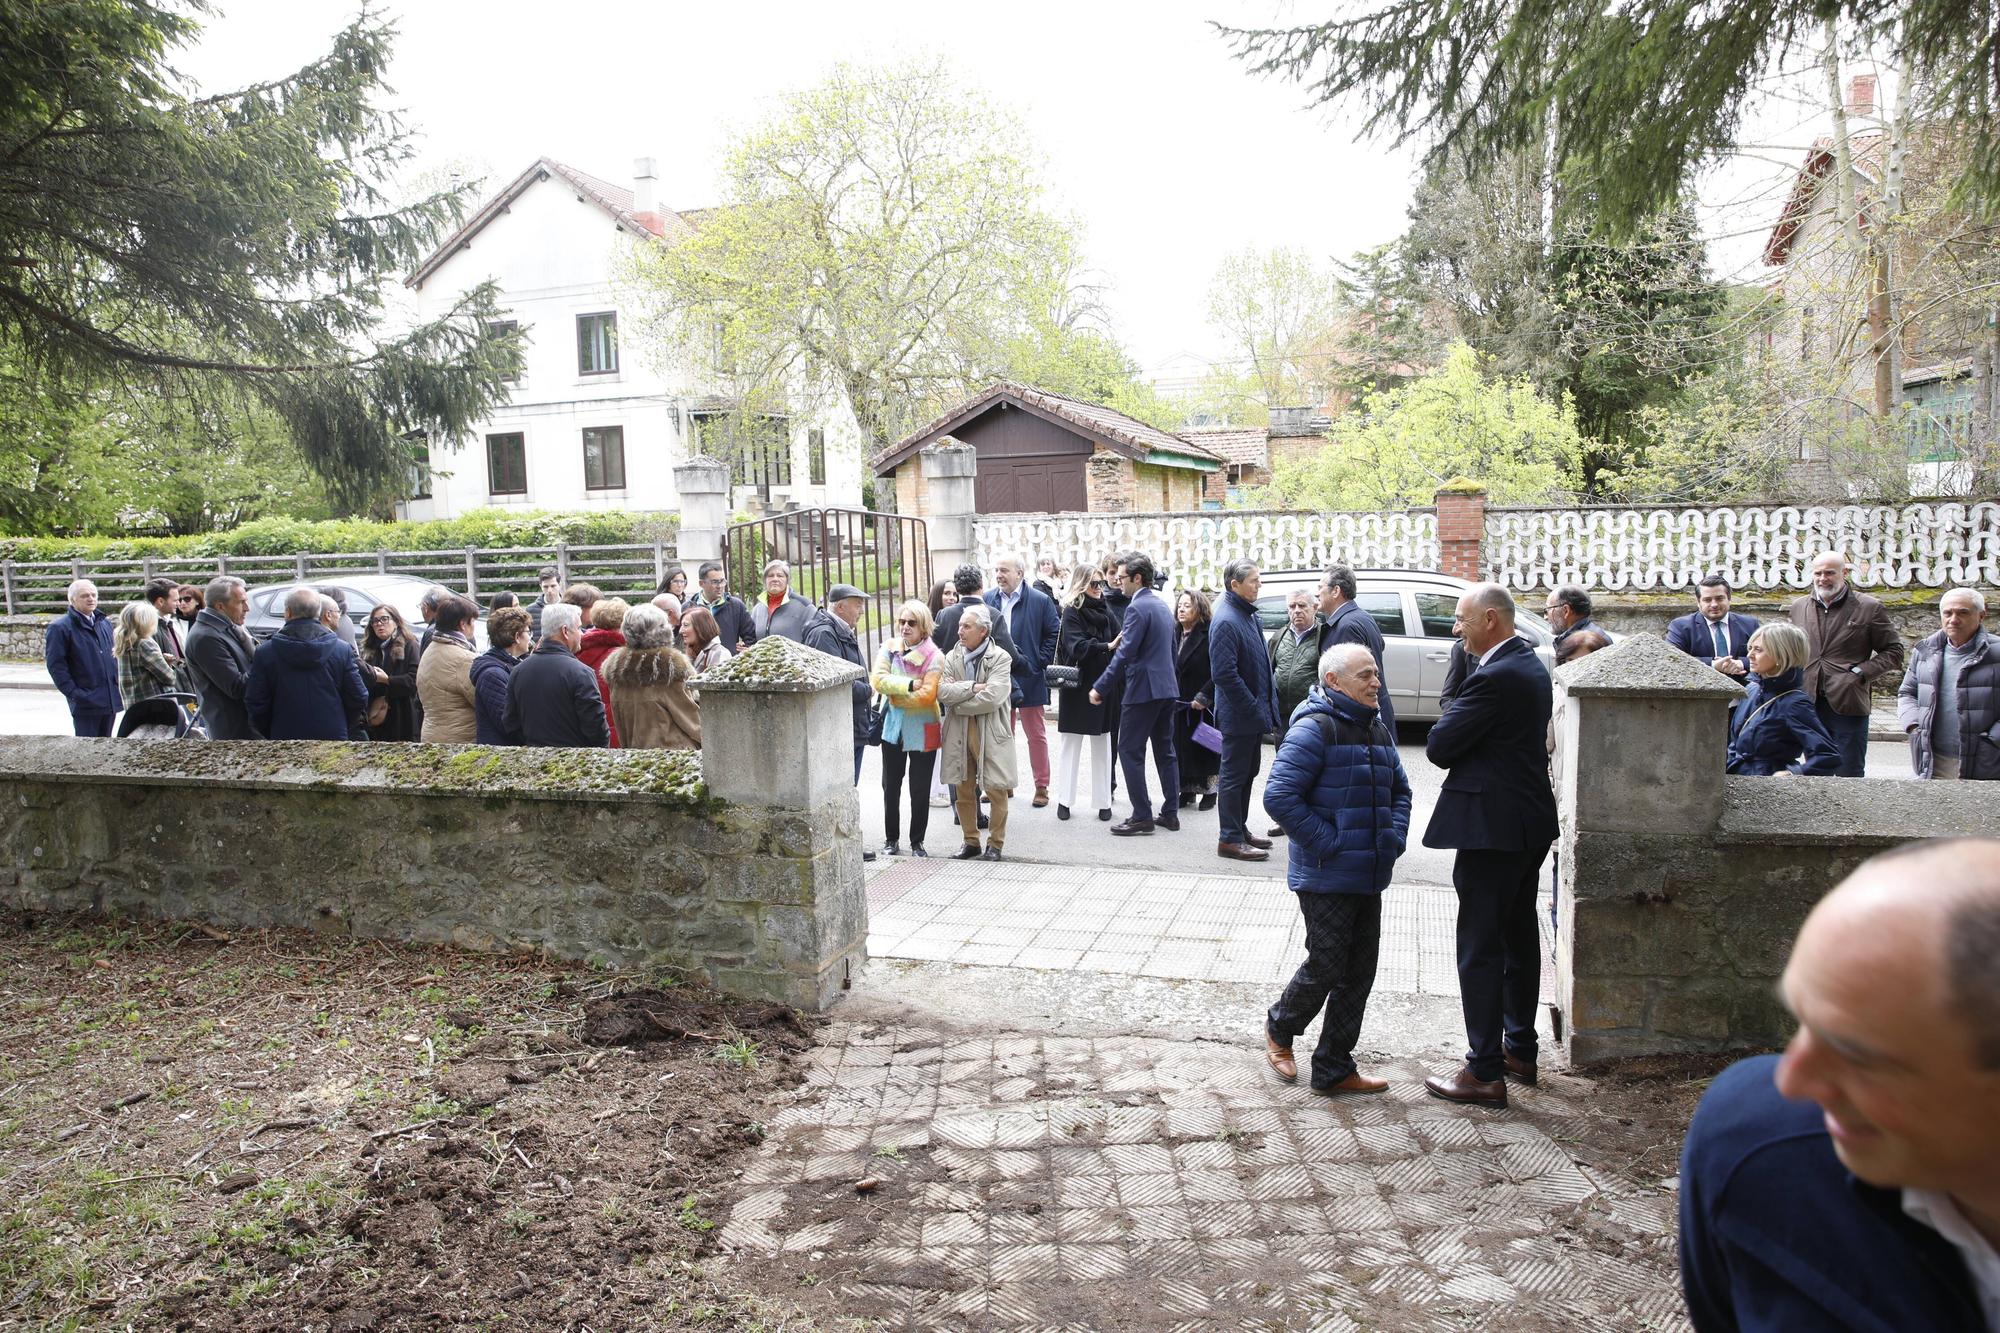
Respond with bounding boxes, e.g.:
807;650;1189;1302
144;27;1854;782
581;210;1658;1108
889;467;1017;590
0;911;829;1333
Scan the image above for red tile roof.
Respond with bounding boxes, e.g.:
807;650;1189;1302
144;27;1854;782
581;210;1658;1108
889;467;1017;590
407;157;695;288
873;381;1223;475
1182;428;1269;468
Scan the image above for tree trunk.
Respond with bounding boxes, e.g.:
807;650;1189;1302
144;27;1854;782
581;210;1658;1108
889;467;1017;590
1880;34;1913;416
1820;21;1874;409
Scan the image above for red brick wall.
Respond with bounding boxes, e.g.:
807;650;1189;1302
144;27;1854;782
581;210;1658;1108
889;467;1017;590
1434;487;1487;581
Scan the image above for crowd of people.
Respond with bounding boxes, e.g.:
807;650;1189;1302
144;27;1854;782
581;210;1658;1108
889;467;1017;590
38;557;818;752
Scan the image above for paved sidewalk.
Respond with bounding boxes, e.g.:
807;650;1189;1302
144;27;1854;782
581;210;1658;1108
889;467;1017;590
716;1025;1685;1331
867;857;1555;1004
0;662;53;690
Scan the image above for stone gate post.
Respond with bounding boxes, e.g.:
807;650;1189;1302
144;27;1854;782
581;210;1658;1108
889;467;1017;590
692;635;869;1006
1552;634;1744;1063
919;442;977;577
674;455;732;567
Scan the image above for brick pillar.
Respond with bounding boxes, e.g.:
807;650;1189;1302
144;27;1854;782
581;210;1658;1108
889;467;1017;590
1086;451;1132;512
1433;481;1487;581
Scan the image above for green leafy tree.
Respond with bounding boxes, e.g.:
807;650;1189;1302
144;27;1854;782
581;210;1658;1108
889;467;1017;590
625;59;1078;457
1204;247;1344;412
0;0;522;511
1263;342;1585;509
1219;2;2000;234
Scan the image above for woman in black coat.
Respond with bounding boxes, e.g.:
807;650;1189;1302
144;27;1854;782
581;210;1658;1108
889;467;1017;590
1053;564;1117;822
1173;589;1219;807
359;605;422;742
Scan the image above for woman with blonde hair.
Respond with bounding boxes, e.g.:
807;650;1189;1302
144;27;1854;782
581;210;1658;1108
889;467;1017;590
1727;622;1842;776
871;599;945;857
113;600;177;709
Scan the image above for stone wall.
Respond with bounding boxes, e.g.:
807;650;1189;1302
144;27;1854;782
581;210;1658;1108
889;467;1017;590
2;614;45;660
0;636;871;1011
1555;635;2000;1062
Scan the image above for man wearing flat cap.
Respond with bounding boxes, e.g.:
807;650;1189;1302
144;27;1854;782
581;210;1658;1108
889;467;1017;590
804;583;873;783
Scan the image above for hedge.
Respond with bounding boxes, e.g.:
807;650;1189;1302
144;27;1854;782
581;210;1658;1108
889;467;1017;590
0;509;681;563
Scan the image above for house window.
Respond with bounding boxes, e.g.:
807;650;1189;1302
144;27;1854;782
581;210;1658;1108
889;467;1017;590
407;435;432;500
808;428;826;485
487;433;527;496
576;312;618;376
488;320;522;383
697;413;793;488
582;426;626;490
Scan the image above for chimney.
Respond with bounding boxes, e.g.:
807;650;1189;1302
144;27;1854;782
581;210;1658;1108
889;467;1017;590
632;157;658;216
1846;74;1877;118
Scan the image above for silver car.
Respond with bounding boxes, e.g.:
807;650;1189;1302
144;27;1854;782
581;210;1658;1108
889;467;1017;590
244;574;488;649
1252;569;1558;722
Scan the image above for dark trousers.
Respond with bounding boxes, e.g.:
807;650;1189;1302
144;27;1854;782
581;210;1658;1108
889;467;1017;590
853;744;865;785
1216;729;1263;844
1815;698;1870;777
1268;891;1382;1087
1452;844;1549;1082
1116;697;1179;821
73;711;114;737
881;746;937;847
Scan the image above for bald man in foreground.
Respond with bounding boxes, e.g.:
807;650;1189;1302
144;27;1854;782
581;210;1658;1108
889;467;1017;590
1678;838;2000;1331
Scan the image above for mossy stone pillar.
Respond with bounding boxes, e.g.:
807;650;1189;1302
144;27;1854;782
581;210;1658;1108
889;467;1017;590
1553;634;1745;1062
694;636;868;1006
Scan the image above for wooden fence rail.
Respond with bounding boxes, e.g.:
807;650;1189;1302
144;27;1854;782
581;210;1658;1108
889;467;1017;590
0;541;681;616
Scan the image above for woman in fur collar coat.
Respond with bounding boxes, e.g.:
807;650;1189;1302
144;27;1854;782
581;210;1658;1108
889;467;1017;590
600;603;701;750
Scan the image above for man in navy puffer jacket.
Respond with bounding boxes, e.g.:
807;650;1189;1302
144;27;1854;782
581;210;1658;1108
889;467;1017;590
1260;642;1413;1096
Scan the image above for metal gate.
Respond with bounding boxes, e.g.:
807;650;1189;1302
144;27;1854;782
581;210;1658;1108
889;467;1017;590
723;509;931;660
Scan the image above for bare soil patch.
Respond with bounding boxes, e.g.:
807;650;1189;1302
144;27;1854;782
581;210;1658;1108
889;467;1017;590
0;910;826;1332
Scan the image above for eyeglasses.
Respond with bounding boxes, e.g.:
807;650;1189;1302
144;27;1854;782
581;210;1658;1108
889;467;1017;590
1087;580;1105;589
896;617;919;626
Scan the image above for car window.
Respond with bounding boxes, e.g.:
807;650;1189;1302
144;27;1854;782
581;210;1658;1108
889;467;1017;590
1254;596;1287;631
1413;592;1458;638
251;588;284;616
1359;591;1407;637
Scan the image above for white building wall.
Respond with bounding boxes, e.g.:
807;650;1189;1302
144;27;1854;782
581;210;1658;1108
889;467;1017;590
399;165;863;520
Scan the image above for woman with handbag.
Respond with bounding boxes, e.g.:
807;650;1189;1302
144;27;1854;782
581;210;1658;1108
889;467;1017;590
1727;623;1842;776
871;600;945;857
1174;589;1220;809
359;604;421;742
1053;563;1118;822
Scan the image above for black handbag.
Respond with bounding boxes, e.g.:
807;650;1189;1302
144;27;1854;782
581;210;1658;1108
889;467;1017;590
1044;612;1079;689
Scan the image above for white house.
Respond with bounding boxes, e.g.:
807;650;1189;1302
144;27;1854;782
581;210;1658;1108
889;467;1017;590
399;157;864;520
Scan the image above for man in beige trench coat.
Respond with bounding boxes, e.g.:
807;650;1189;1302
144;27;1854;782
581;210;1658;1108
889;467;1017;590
940;603;1016;861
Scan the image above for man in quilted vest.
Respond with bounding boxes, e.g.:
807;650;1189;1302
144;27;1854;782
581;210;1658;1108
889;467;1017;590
1259;643;1413;1096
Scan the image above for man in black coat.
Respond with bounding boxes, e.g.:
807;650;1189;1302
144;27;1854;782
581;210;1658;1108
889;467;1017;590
184;575;261;740
689;561;757;654
524;566;562;642
1318;563;1396;730
932;564;1018;666
502;603;609;748
802;585;872;783
1420;584;1559;1109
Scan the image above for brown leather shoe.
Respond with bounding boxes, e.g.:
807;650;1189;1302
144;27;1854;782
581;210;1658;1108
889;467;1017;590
1218;842;1270;862
1503;1050;1538;1085
1245;834;1274;850
1264;1033;1297;1082
1423;1064;1507;1108
1033;786;1049;808
1316;1071;1388;1096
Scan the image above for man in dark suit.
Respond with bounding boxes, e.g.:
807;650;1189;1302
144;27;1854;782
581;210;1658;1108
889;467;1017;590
1664;574;1757;680
1543;584;1601;656
1091;552;1180;835
1421;584;1560;1108
986;555;1061;806
184;575;261;740
1210;558;1279;860
1319;562;1396;730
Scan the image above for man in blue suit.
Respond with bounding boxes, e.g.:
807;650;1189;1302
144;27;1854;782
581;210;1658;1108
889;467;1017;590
45;578;121;736
1091;551;1180;835
1319;563;1396;730
986;555;1061;807
1209;558;1280;860
1420;584;1559;1109
1664;574;1757;680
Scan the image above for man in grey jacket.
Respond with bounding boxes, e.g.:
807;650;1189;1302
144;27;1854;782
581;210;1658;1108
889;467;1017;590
1898;587;1999;780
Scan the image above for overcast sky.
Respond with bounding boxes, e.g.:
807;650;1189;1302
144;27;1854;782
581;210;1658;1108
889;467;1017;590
179;2;1837;376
